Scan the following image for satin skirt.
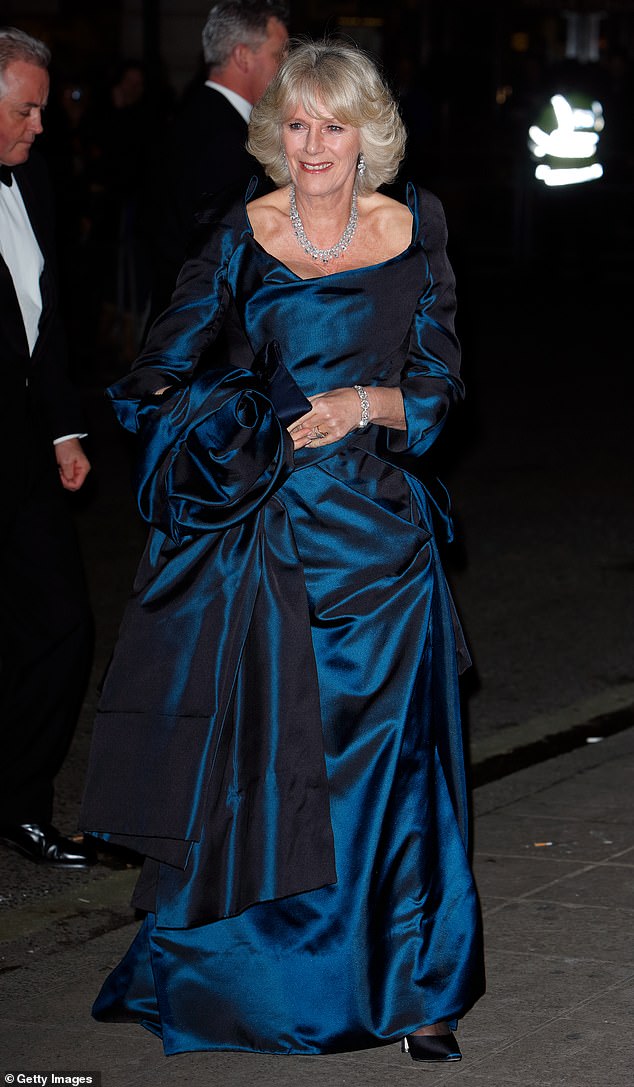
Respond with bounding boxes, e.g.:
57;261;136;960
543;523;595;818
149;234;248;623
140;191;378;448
93;456;484;1055
94;744;482;1055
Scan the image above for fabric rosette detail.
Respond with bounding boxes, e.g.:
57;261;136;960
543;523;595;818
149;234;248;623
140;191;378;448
111;365;296;543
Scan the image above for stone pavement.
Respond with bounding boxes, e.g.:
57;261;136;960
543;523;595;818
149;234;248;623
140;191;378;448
1;725;632;1087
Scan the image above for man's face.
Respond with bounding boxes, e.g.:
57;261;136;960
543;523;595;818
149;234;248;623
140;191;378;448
0;60;49;167
248;17;288;104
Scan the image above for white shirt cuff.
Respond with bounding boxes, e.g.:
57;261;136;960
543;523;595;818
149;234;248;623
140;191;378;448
53;433;88;445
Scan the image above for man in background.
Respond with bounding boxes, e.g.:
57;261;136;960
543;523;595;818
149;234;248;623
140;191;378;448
147;0;289;323
0;26;94;867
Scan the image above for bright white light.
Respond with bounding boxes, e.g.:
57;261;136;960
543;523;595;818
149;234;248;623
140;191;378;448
529;124;598;158
529;94;602;160
535;162;604;186
529;93;605;186
572;107;597;127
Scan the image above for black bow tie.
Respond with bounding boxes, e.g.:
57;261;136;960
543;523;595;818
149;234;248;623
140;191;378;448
0;165;13;187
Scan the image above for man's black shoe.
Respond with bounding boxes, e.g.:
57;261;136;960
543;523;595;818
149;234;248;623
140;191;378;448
0;822;96;868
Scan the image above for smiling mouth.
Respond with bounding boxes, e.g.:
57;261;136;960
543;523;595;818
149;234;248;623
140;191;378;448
300;161;333;171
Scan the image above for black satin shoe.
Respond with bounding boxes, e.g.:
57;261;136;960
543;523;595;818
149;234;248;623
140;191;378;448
401;1031;462;1063
0;822;96;868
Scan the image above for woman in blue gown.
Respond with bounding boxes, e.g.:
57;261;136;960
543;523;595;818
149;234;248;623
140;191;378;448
80;39;485;1061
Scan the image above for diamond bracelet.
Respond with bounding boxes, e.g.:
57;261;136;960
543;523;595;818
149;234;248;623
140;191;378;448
353;385;370;430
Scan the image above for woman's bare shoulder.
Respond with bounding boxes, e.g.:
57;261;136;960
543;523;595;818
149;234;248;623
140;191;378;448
360;192;413;254
247;187;288;231
363;191;413;227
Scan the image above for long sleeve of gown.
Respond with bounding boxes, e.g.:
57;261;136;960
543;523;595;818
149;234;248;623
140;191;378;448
107;197;295;542
383;188;463;461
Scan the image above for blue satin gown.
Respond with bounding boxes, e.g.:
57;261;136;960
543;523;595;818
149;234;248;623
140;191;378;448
81;181;485;1055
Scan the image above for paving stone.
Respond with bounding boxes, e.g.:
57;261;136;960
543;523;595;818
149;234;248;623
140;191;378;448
473;812;634;862
481;898;634;965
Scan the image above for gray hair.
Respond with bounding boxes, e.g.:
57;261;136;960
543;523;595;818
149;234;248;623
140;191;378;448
0;26;50;97
202;0;289;71
247;39;407;196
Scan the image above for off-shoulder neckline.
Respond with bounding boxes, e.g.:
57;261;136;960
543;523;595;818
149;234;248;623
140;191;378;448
242;180;420;283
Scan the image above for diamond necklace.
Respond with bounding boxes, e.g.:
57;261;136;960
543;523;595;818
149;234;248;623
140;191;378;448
289;184;358;263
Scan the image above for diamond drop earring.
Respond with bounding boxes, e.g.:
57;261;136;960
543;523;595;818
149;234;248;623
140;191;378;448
357;153;366;177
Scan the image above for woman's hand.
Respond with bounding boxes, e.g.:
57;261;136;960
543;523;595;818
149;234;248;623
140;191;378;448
289;386;405;449
289;388;364;449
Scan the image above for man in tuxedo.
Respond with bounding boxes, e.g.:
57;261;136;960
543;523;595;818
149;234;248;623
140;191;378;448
0;27;94;866
147;0;289;322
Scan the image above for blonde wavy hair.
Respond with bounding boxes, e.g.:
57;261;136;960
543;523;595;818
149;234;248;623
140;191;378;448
247;38;407;195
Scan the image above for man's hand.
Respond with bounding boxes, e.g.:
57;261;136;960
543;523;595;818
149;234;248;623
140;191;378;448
55;437;91;492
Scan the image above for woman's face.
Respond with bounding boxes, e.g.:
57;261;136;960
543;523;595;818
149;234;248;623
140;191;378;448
282;96;361;200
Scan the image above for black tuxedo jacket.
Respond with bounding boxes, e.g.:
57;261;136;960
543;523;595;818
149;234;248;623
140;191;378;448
148;85;269;321
0;152;84;507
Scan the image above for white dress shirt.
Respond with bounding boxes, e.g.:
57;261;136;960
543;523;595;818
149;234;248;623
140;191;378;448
0;175;85;444
0;175;44;356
